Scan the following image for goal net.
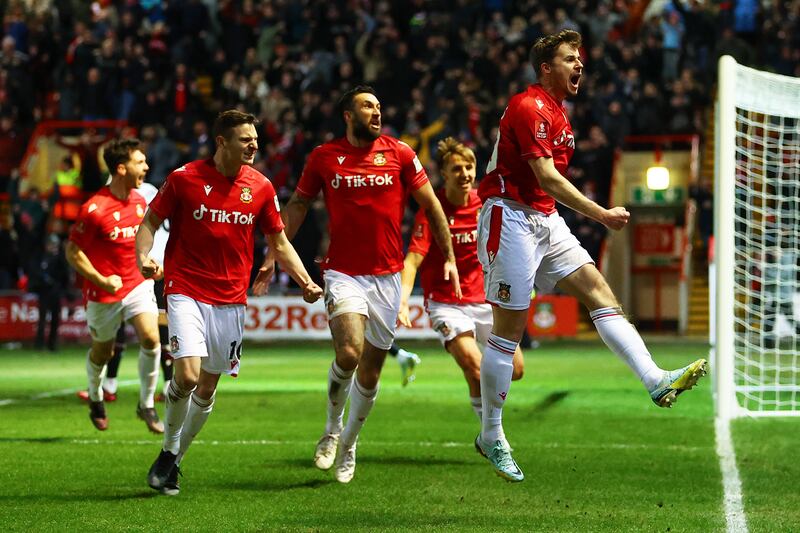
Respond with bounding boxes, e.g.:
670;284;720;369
714;56;800;419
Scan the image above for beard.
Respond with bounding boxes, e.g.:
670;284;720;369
351;118;381;142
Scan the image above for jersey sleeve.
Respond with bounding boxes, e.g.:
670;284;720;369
295;148;324;199
68;200;99;251
397;141;429;191
258;180;286;235
512;101;553;160
148;170;180;220
406;208;432;256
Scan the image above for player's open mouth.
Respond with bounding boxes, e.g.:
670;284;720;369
570;73;581;88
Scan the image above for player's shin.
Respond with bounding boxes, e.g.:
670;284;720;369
326;360;354;434
138;346;161;408
589;307;663;390
480;334;517;446
163;380;194;454
177;392;215;464
340;380;378;448
86;350;107;402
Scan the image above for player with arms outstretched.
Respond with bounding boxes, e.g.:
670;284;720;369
270;86;460;483
137;110;322;495
398;137;524;427
67;138;163;434
475;30;707;482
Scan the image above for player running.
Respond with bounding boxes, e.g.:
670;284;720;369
398;137;524;427
270;85;459;483
137;110;322;495
67;138;163;434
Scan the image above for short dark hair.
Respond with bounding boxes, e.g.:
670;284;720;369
213;110;258;139
103;138;141;175
337;85;377;121
530;30;582;76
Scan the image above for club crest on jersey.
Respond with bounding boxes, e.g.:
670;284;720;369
373;152;387;166
136;204;144;218
448;216;455;226
497;282;511;303
240;187;253;203
113;211;120;221
170;335;179;352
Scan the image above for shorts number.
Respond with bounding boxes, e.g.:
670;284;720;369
229;341;243;361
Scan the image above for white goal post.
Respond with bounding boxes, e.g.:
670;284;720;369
714;56;800;419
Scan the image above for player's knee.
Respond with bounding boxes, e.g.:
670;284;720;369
334;344;361;369
141;335;159;351
174;372;199;391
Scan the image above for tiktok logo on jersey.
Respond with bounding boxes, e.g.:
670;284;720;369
330;173;395;189
452;230;478;244
192;204;255;225
553;130;575;149
108;225;139;240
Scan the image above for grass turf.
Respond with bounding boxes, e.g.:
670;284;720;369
0;340;792;531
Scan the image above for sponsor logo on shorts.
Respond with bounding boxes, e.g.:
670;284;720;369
435;322;451;337
325;295;336;315
497;283;511;303
240;187;253;203
170;335;179;353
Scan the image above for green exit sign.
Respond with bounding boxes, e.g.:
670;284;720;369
630;186;684;205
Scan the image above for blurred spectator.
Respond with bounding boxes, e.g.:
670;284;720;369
0;115;27;191
30;233;70;351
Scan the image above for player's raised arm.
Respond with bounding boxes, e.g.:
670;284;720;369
264;230;322;303
135;208;165;279
528;157;629;230
65;240;123;295
411;182;462;299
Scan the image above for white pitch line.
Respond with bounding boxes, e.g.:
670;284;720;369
65;438;708;453
0;379;139;407
715;417;748;533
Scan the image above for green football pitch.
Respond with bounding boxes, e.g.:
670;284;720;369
0;340;797;531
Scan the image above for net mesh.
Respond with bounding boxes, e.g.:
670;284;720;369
731;66;800;413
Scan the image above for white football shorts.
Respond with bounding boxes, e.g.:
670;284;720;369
477;197;593;310
322;269;401;351
166;294;245;376
86;279;158;342
426;300;493;347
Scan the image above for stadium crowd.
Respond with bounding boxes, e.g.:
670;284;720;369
0;0;797;301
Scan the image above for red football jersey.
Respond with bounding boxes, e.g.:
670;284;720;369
408;189;484;304
148;159;285;305
478;84;575;214
296;135;429;276
69;188;148;303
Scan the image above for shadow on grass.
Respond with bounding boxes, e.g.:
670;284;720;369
214;478;334;491
0;491;157;502
271;456;470;469
529;391;569;413
0;437;67;444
